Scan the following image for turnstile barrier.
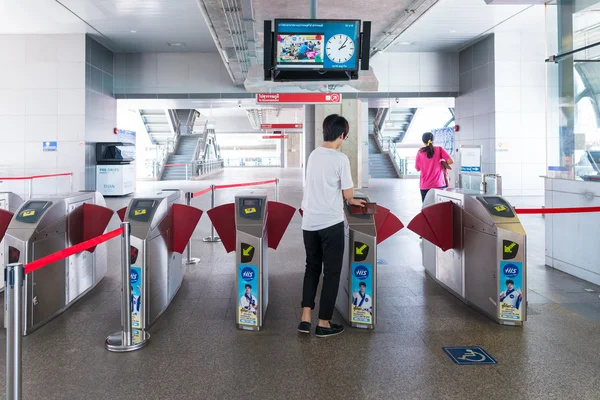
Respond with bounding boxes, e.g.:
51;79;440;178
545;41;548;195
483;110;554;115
409;189;527;326
335;195;404;330
3;192;113;334
207;189;295;331
0;193;24;293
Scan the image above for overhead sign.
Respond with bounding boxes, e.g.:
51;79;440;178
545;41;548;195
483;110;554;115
256;93;342;104
262;135;289;139
260;123;303;129
443;347;497;365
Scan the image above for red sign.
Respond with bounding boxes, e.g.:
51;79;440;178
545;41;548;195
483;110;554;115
262;135;289;139
260;123;303;129
256;93;342;104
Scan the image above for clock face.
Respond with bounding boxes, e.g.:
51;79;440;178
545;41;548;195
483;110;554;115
326;34;355;64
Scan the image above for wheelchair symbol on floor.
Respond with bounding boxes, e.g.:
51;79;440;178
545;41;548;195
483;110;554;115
442;346;498;365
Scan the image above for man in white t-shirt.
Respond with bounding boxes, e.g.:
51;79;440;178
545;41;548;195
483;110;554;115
297;114;365;338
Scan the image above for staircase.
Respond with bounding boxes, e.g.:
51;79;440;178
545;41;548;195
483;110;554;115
139;110;172;145
369;135;399;179
161;136;200;181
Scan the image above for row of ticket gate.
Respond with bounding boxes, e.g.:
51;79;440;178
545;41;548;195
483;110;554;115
0;183;528;340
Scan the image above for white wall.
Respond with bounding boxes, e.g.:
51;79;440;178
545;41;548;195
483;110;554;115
494;24;547;197
370;52;459;94
113;51;459;96
0;34;86;198
114;53;245;95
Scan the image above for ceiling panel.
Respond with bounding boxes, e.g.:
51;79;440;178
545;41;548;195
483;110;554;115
387;0;530;52
59;0;216;52
0;0;88;34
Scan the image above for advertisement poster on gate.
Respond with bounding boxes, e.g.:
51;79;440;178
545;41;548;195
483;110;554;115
238;264;259;326
499;261;523;321
351;263;373;324
130;266;142;328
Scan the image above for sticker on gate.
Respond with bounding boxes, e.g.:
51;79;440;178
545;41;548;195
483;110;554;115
351;263;373;324
499;261;523;321
238;264;259;326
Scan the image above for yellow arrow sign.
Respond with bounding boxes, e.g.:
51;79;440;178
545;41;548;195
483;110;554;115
22;210;35;217
356;244;368;255
244;207;256;214
494;205;507;212
504;242;516;253
243;245;254;257
134;209;147;216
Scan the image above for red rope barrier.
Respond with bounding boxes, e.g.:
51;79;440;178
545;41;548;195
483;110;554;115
0;172;72;181
515;206;600;215
215;179;277;190
193;187;212;197
24;227;124;275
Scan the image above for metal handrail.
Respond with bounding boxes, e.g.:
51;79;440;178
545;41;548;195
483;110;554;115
374;128;409;175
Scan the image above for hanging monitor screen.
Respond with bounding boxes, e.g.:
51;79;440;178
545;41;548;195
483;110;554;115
274;19;360;71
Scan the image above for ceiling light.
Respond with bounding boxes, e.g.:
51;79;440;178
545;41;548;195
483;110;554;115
167;42;186;47
399;42;413;46
130;30;136;33
449;30;456;33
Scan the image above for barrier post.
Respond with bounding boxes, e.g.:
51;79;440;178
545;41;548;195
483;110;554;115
185;164;189;181
105;222;149;352
203;184;221;243
276;178;279;202
27;179;33;200
5;263;23;400
185;192;200;265
69;174;73;193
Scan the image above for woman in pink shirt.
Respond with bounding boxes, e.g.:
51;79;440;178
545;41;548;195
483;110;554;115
415;132;454;202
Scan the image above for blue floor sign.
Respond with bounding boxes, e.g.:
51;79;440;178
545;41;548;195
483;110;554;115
442;346;497;365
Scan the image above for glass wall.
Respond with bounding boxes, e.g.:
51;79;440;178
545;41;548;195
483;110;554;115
547;1;600;180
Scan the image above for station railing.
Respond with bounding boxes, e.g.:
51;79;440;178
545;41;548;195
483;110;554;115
0;172;73;199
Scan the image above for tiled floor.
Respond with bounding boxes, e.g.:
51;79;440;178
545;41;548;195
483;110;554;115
1;168;599;400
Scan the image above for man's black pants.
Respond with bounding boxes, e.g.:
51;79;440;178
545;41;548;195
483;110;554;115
301;221;345;321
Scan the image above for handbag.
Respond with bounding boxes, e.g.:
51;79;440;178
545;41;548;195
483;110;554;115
439;147;452;187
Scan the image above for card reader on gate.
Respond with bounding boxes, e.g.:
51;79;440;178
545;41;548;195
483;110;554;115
15;201;52;223
238;198;264;220
476;196;515;218
128;199;157;222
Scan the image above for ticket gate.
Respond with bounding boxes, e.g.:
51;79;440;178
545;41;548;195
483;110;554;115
333;194;404;329
117;189;202;334
3;192;114;334
0;192;24;292
207;189;295;331
408;189;527;326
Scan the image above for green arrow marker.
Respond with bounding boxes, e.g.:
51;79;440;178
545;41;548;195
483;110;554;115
243;245;254;257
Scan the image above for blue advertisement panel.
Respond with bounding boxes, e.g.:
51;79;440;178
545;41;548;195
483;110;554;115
499;261;523;321
238;264;259;326
431;127;454;157
351;262;373;324
275;20;360;70
130;266;142;329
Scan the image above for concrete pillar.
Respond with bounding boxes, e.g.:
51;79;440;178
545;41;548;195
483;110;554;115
303;105;316;174
314;99;363;189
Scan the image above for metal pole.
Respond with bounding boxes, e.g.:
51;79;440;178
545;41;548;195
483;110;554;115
185;164;189;181
6;263;23;400
105;222;149;352
203;185;221;243
69;174;73;193
275;178;279;202
27;179;33;200
309;0;317;18
185;192;200;265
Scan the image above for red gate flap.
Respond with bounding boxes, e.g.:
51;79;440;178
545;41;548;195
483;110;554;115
376;208;404;245
0;209;13;242
117;207;127;222
298;208;303;217
207;203;236;253
407;212;439;247
422;201;454;251
267;201;296;250
374;205;391;235
171;204;203;254
83;203;115;253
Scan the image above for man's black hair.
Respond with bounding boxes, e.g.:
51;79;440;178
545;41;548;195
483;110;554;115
506;280;514;285
323;114;349;142
245;284;252;289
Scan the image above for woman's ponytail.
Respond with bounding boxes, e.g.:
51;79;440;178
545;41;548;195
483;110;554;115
420;132;435;159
